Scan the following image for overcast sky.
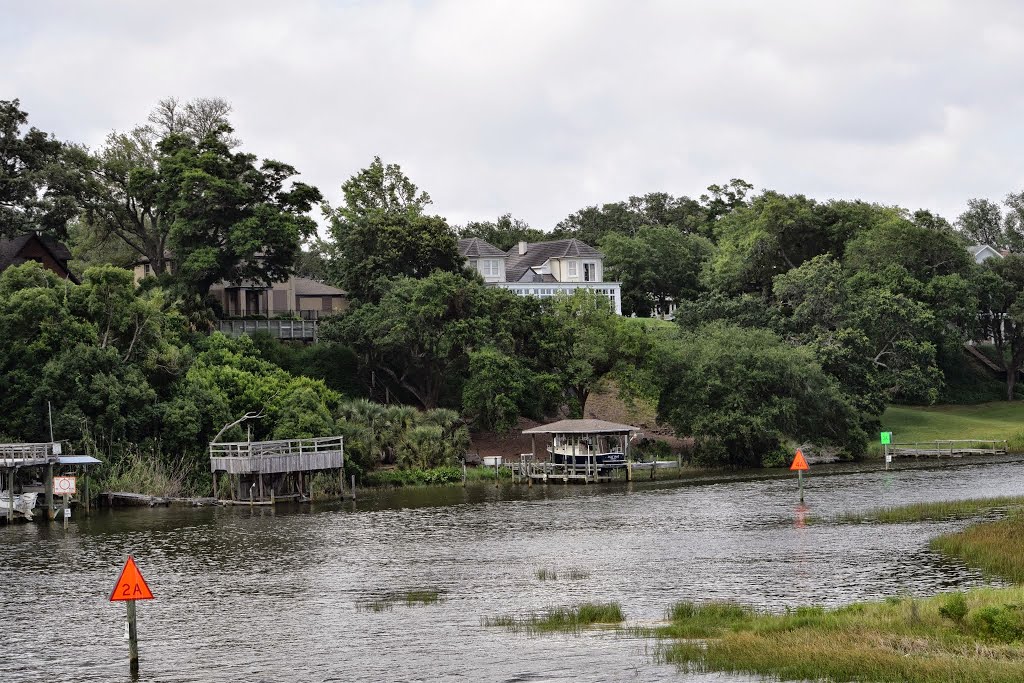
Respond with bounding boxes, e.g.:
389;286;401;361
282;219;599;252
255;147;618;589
5;0;1024;231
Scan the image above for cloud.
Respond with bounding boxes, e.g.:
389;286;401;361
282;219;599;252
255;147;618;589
5;0;1024;231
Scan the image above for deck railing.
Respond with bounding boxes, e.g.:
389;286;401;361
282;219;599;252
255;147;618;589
209;436;344;475
215;319;319;342
209;436;344;459
0;442;61;467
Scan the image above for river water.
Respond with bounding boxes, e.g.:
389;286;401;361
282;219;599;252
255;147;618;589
2;456;1023;682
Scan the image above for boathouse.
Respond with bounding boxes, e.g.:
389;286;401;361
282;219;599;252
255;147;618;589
518;419;639;483
1;442;101;522
209;435;345;503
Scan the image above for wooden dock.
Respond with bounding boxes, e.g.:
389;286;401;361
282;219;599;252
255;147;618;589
888;440;1008;458
209;435;345;503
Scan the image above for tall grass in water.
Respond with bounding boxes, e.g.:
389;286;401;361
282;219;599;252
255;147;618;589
931;511;1024;583
835;496;1024;524
357;589;444;612
534;567;592;581
484;602;624;633
102;448;182;497
656;590;1024;683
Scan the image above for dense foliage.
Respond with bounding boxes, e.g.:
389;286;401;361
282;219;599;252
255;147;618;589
6;96;1024;480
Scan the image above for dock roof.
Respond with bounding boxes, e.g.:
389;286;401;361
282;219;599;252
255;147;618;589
522;419;639;434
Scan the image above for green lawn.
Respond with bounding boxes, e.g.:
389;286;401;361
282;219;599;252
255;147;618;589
881;402;1024;453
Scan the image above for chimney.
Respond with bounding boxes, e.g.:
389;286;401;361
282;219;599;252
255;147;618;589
518;241;528;255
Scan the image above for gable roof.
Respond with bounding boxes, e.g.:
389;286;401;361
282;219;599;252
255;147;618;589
0;233;77;283
458;237;508;259
505;238;602;281
968;244;1003;263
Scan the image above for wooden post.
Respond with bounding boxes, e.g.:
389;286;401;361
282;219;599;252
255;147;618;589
339;467;345;498
462;460;467;487
351;474;356;500
45;462;54;520
212;471;218;499
298;471;304;496
258;472;264;501
6;468;13;523
63;493;70;529
494;458;499;488
798;468;805;503
126;599;139;675
84;468;90;514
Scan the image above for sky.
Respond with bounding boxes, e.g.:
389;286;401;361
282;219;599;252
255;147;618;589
5;0;1024;231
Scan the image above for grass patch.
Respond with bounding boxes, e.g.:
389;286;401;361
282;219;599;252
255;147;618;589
484;602;624;634
835;496;1024;524
357;588;444;612
534;567;591;581
879;402;1024;454
655;588;1024;682
931;511;1024;583
363;465;509;488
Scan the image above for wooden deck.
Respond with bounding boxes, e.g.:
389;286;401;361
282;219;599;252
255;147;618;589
888;440;1008;458
209;436;344;474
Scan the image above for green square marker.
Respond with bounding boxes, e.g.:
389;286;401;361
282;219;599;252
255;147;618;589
880;432;892;445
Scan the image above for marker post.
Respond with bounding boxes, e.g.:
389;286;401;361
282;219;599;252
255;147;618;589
110;555;155;676
790;450;810;503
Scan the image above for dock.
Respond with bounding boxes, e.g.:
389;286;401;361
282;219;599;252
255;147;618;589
888;440;1008;458
1;443;101;523
209;435;346;503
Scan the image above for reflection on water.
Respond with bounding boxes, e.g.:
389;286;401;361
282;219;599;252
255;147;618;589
2;456;1022;682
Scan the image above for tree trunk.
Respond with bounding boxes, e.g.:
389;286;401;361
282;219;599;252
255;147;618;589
1007;370;1016;401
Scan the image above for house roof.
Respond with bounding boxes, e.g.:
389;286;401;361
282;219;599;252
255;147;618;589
458;238;508;259
968;244;1003;262
293;277;346;297
505;238;602;281
0;233;77;282
522;419;639;435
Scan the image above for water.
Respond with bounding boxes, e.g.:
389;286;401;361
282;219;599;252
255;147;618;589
2;456;1023;682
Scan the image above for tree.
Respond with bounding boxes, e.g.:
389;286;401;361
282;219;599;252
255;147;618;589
553;192;707;245
957;198;1004;248
0;99;82;237
325;157;462;301
80;97;237;275
321;271;494;409
458;213;547;251
975;254;1024;400
157;129;322;296
462;347;536;433
601;226;712;316
655;323;866;467
543;291;652;416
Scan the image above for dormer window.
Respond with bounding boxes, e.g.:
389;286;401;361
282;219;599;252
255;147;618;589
583;261;598;282
566;261;578;278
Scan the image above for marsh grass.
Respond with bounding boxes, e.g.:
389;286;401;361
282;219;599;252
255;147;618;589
357;588;445;612
655;589;1024;683
484;602;624;634
931;511;1024;583
834;496;1024;524
534;567;591;581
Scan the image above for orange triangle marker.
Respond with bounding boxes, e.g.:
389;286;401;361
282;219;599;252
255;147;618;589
109;555;155;601
790;450;809;471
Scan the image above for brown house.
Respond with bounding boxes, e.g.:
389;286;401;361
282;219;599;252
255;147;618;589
0;233;78;283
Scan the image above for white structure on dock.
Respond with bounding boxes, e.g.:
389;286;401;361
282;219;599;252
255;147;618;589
209;436;345;503
517;419;640;484
0;442;101;522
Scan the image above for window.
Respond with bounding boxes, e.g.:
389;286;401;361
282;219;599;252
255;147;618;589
143;263;151;276
482;259;500;277
566;260;578;278
583;261;598;282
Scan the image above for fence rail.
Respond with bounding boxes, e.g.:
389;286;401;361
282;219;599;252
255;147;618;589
216;319;319;342
889;439;1008;458
0;442;61;467
209;436;344;474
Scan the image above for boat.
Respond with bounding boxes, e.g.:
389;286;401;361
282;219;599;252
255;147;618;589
0;491;39;520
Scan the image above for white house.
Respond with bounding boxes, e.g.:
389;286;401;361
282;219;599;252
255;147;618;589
969;244;1003;264
458;237;622;314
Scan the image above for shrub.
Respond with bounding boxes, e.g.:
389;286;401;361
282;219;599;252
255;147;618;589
938;592;969;624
